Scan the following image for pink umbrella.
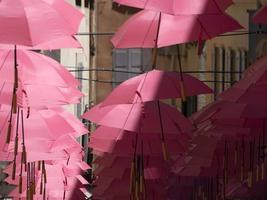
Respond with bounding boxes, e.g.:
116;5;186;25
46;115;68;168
253;4;267;24
93;155;170;200
0;105;87;152
114;0;233;15
83;101;192;134
0;0;83;46
0;81;83;108
111;10;242;48
0;49;79;87
89;126;189;157
5;158;88;199
101;69;212;106
0;36;81;50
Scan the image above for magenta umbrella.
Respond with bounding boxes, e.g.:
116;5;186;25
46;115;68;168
5;155;88;199
114;0;233;15
0;0;83;46
0;105;87;152
101;69;212;106
83;101;192;134
0;36;81;50
89;126;189;157
0;49;79;87
0;81;83;108
253;4;267;24
111;10;242;48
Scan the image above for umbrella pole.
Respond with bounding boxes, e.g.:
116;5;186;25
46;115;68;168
176;45;186;102
12;107;20;180
152;12;161;69
21;110;27;171
241;136;245;182
130;131;139;196
19;145;24;194
257;134;261;181
13;45;18;113
262;119;266;180
157;101;168;161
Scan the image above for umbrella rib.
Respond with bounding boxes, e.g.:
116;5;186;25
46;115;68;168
196;16;212;40
21;5;34;45
0;50;12;72
142;11;160;48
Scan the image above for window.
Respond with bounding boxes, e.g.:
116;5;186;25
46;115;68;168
182;96;197;117
213;47;225;99
75;0;89;8
42;50;60;62
112;48;152;87
230;49;236;85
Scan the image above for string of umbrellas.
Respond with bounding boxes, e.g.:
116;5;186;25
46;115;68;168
0;0;267;200
0;1;90;199
81;0;267;200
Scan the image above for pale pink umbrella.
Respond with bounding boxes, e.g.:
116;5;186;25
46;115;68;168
0;49;79;87
0;36;81;50
114;0;233;15
253;4;267;24
5;157;89;200
93;155;170;200
111;10;242;48
0;81;83;108
100;69;212;106
83;101;192;134
0;105;87;182
0;105;87;153
89;126;189;157
0;0;83;46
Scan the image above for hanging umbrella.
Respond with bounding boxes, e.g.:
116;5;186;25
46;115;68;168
0;105;87;152
0;36;82;50
253;4;267;24
0;49;79;87
0;81;83;108
89;126;189;157
100;69;212;106
113;0;233;15
111;10;242;48
93;155;170;200
0;0;83;46
82;101;192;134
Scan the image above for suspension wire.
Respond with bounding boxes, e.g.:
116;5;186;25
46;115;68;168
76;77;236;84
69;68;242;74
75;30;267;37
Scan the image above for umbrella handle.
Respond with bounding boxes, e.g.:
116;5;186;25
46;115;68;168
179;81;186;102
152;48;158;69
162;142;168;161
129;161;135;194
6;122;12;143
261;162;265;180
19;175;23;194
12;162;16;180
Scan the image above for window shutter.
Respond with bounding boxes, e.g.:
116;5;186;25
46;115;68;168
112;49;128;86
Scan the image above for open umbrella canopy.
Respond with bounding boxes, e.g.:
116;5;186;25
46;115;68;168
111;10;242;48
82;101;193;134
253;4;267;24
0;0;83;46
0;81;83;107
0;106;87;156
89;127;189;157
101;69;212;106
114;0;233;15
0;49;79;87
0;36;81;50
